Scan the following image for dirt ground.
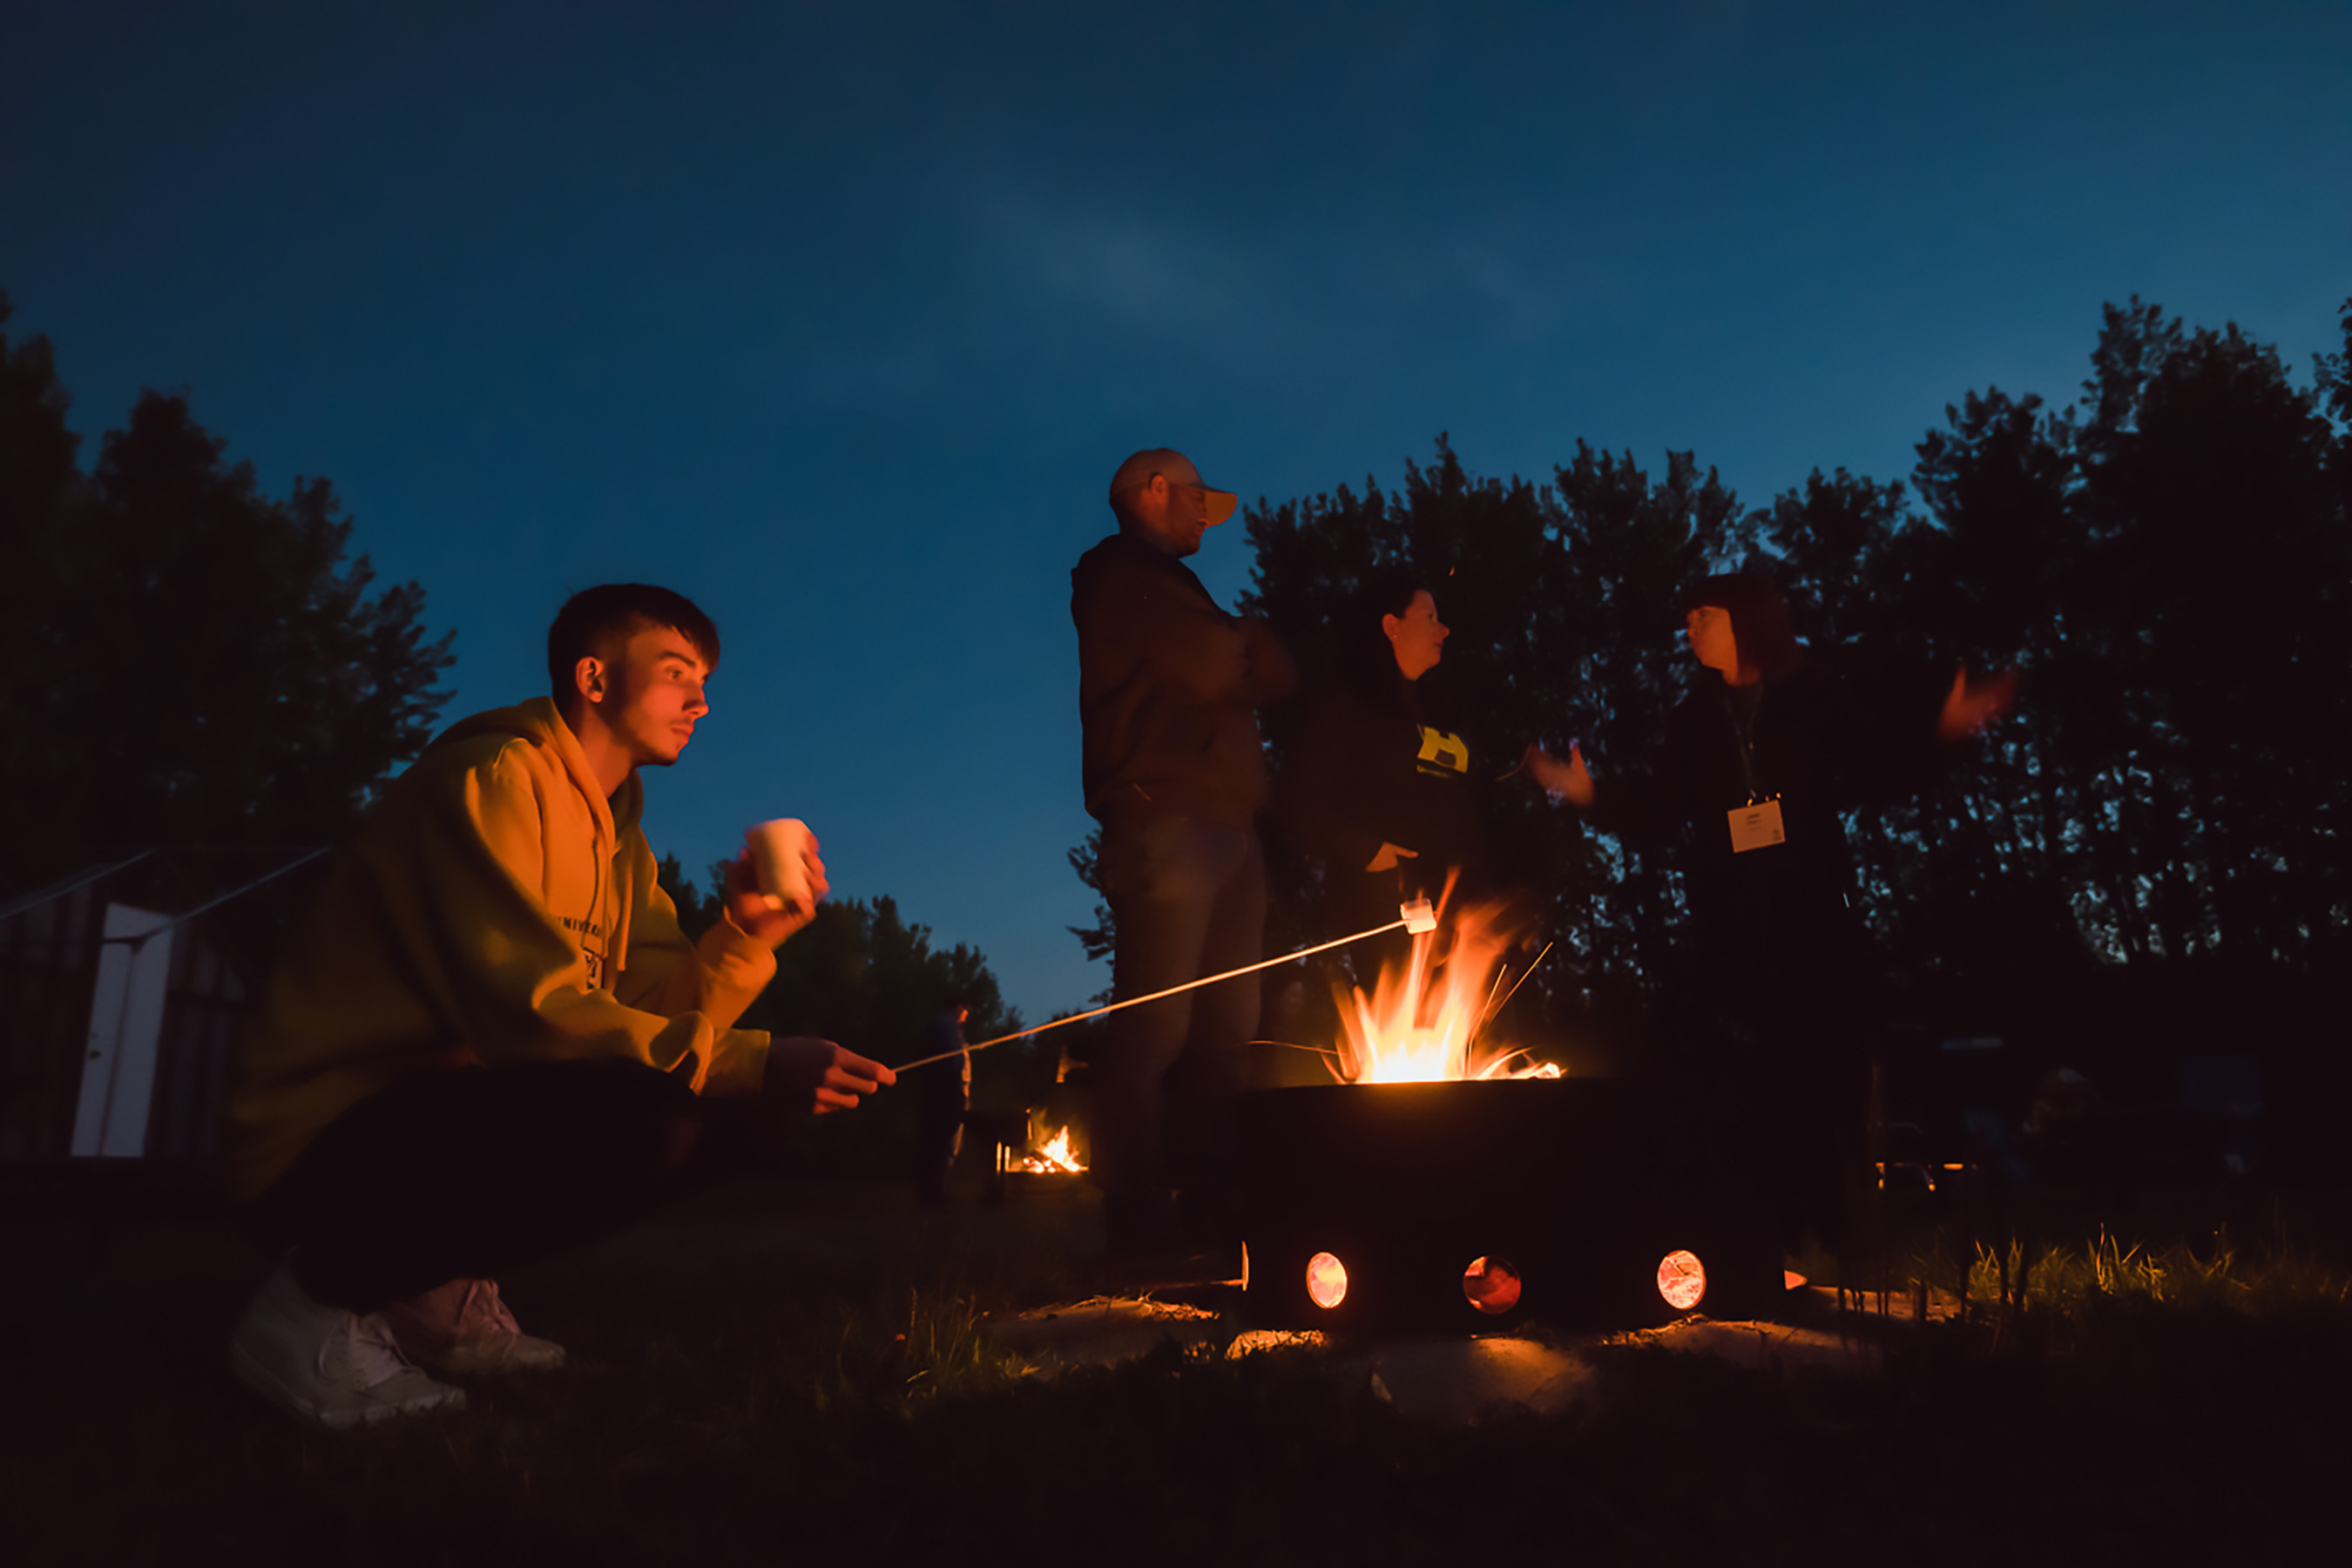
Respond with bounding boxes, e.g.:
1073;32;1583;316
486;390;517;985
8;1163;2351;1565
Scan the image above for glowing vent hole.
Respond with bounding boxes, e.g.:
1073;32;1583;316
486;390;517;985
1657;1249;1707;1312
1463;1256;1523;1315
1306;1252;1349;1309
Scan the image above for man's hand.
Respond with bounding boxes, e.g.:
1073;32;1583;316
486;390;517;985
1238;616;1300;702
765;1037;895;1114
1365;841;1420;873
721;844;829;947
1522;742;1596;808
1936;664;2019;742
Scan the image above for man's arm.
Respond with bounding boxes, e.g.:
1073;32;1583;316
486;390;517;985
607;841;780;1092
611;828;890;1109
1077;551;1289;708
1239;614;1299;705
408;747;760;1092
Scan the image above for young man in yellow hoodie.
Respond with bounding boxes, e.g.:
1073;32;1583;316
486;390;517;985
225;583;893;1429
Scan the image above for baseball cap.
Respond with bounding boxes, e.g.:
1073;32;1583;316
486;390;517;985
1107;448;1239;524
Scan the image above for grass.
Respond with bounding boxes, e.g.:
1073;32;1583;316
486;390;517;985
7;1173;2352;1566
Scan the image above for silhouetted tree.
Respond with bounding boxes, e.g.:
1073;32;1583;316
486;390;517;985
745;892;1024;1068
1235;436;1750;1060
1065;298;2349;1096
0;291;454;896
1906;299;2349;976
655;854;727;941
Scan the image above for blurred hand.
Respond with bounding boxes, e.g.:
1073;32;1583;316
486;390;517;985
1936;664;2020;742
1365;841;1420;873
1521;742;1595;808
722;841;829;947
765;1037;895;1114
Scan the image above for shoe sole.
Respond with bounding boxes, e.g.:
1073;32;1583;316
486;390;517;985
230;1342;466;1431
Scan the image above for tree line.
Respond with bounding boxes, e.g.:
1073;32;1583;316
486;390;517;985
1079;297;2351;1076
0;291;454;901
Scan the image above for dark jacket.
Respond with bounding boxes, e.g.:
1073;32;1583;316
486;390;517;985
1279;672;1492;902
1071;531;1297;827
1588;661;1936;968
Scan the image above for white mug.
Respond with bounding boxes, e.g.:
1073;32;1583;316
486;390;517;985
744;818;818;914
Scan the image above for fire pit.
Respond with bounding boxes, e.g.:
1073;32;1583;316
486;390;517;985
1240;1078;1775;1330
1238;895;1779;1331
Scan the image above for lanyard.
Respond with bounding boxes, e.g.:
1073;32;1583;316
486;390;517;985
1726;686;1767;803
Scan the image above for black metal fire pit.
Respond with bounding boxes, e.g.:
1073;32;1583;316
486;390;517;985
1238;1078;1780;1331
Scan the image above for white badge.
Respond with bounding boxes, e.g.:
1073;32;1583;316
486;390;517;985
1727;798;1787;854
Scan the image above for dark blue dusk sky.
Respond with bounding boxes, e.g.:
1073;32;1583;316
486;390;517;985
7;1;2348;1024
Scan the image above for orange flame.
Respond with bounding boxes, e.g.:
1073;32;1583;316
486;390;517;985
1021;1125;1085;1174
1332;884;1561;1084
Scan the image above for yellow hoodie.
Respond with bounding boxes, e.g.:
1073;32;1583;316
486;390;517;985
224;697;776;1201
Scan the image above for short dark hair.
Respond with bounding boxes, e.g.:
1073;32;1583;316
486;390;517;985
547;585;721;701
1682;571;1803;682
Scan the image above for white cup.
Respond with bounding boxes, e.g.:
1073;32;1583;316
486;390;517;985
745;818;818;914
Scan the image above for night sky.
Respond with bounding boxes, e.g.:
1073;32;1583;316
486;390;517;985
6;1;2347;1024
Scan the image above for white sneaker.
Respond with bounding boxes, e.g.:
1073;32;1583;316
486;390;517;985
380;1277;567;1375
230;1261;465;1429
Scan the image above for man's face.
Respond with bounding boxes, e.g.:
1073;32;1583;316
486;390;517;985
1157;477;1218;557
594;622;711;768
1122;471;1219;558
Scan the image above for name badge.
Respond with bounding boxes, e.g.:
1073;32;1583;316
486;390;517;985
1727;798;1786;854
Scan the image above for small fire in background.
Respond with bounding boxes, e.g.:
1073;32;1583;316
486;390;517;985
1022;1126;1085;1174
1333;887;1561;1085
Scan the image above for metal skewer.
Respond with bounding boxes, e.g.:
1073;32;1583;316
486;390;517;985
1247;1038;1343;1059
890;899;1436;1072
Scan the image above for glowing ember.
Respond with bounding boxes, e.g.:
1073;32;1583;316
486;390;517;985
1332;885;1560;1084
1021;1126;1085;1174
1463;1255;1523;1315
1657;1249;1707;1312
1306;1251;1349;1308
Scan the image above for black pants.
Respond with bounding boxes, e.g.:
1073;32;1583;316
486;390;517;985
240;1059;706;1313
1094;814;1266;1205
1691;929;1876;1254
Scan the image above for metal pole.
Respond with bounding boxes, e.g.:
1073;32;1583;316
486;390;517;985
890;909;1427;1074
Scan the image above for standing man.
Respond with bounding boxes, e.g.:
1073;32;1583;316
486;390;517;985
225;583;892;1429
1071;449;1296;1251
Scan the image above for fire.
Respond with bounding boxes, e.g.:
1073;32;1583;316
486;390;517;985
1332;889;1561;1084
1021;1125;1085;1174
1657;1249;1707;1312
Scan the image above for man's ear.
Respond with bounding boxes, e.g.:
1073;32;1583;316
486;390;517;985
575;655;606;706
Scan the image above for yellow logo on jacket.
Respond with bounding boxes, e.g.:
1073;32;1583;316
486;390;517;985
1415;726;1469;777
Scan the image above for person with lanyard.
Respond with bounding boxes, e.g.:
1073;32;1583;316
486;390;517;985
1524;571;2012;1254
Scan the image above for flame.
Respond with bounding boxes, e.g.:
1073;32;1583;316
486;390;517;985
1333;885;1561;1084
1021;1125;1085;1174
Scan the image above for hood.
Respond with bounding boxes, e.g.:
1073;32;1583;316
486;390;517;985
427;696;645;841
423;695;653;984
